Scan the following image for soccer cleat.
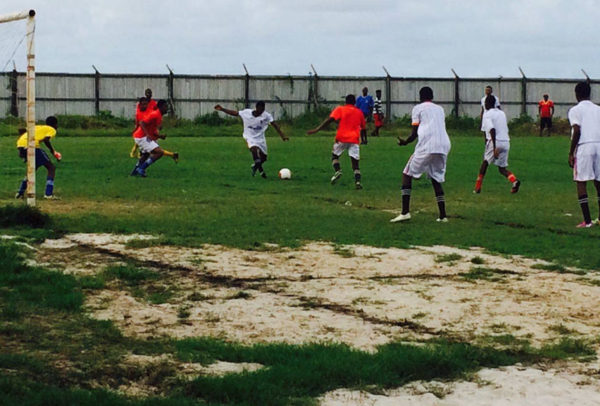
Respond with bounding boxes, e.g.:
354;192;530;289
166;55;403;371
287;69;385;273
330;170;342;185
172;152;179;163
135;168;147;178
130;165;141;176
511;180;521;194
15;192;24;199
576;221;593;228
473;187;481;194
43;195;60;200
355;181;363;190
261;172;267;179
436;217;449;223
390;213;411;223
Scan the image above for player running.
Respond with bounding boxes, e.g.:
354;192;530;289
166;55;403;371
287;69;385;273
568;81;600;228
307;94;366;189
130;89;159;158
391;86;451;222
473;95;521;194
214;101;288;178
15;116;61;200
130;99;173;177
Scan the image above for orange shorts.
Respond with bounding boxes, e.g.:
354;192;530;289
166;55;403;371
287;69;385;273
374;113;383;127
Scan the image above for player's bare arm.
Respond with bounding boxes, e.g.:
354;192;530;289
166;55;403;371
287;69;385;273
214;105;239;117
43;137;61;160
569;125;581;168
398;125;418;146
271;121;289;141
307;117;335;135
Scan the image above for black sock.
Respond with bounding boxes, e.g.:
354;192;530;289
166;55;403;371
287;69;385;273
401;186;411;214
436;194;447;219
354;170;361;182
333;162;341;172
579;194;591;224
254;158;263;173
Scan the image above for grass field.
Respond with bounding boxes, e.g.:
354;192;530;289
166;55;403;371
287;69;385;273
2;129;600;405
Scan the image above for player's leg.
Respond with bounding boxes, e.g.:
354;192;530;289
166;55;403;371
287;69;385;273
136;146;164;177
594;180;600;224
349;144;362;189
360;129;367;145
395;173;413;219
539;118;544;137
474;160;488;193
547;118;552;137
42;160;57;199
498;167;520;193
331;143;344;184
258;149;268;178
576;181;593;227
250;146;266;177
162;149;179;163
129;142;139;158
431;179;447;221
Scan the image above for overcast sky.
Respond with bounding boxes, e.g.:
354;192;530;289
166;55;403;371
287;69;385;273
0;0;597;79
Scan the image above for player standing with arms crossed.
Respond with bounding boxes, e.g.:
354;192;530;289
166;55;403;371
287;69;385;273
214;101;288;178
473;95;521;194
307;94;366;189
391;87;451;222
568;81;600;228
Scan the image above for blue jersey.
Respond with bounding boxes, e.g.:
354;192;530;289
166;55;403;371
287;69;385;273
356;95;374;116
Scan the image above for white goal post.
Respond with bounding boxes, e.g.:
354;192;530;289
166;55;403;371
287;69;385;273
0;9;36;206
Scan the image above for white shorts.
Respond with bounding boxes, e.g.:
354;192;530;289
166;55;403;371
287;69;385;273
134;136;159;154
484;140;510;167
244;136;268;155
574;143;600;182
332;142;360;160
403;152;447;183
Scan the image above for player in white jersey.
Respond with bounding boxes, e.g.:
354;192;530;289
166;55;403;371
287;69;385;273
474;96;521;194
480;85;501;131
567;81;600;228
215;101;288;178
390;86;451;223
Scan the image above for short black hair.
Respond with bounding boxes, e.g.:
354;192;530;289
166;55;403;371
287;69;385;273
345;94;356;105
575;82;591;99
255;100;266;109
419;87;434;101
485;95;496;110
45;116;58;128
486;85;493;91
157;99;168;109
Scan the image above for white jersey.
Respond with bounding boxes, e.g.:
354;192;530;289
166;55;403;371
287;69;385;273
568;100;600;145
482;108;510;142
481;94;501;109
411;101;451;155
239;109;274;153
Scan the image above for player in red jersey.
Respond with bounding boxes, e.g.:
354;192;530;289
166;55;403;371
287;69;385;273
307;94;366;189
130;100;173;177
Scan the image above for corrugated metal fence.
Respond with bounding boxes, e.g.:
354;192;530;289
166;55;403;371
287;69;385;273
1;70;598;121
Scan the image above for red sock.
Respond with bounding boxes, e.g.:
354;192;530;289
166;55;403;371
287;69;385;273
507;172;516;183
475;174;483;190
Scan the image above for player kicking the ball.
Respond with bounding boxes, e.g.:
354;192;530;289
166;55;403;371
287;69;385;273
391;87;451;222
130;99;170;177
307;94;366;189
214;101;288;178
473;95;521;194
568;81;600;228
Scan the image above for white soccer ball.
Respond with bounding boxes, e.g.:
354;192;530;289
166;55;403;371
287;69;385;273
278;168;292;180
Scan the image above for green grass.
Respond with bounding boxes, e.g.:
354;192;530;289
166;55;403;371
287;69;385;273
435;253;463;263
1;133;599;269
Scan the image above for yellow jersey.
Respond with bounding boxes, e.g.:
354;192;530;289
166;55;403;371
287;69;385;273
16;125;57;148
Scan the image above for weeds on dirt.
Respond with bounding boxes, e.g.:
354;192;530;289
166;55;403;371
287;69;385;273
435;253;463;263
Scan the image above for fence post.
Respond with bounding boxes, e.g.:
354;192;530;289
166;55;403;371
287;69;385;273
92;65;100;115
166;64;175;117
382;66;391;123
243;63;250;108
311;64;319;110
518;67;527;116
10;66;18;116
451;69;460;118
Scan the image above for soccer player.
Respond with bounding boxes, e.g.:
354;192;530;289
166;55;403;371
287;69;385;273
372;89;384;137
307;94;366;189
538;93;555;137
473;95;521;194
214;101;288;178
130;99;171;177
15;116;61;200
390;86;451;222
480;85;501;131
130;89;158;158
567;81;600;228
356;87;373;144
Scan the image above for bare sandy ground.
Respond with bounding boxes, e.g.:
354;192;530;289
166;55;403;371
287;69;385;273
35;233;600;404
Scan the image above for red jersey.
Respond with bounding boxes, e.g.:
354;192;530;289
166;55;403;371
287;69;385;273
539;99;554;118
330;104;366;144
133;109;163;139
147;99;157;111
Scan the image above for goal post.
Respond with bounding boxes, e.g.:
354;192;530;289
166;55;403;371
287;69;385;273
0;9;36;206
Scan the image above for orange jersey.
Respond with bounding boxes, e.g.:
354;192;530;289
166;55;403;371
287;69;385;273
330;104;365;144
147;99;157;111
539;99;554;118
133;109;163;139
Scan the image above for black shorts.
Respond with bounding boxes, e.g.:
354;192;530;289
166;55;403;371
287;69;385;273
540;117;552;129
